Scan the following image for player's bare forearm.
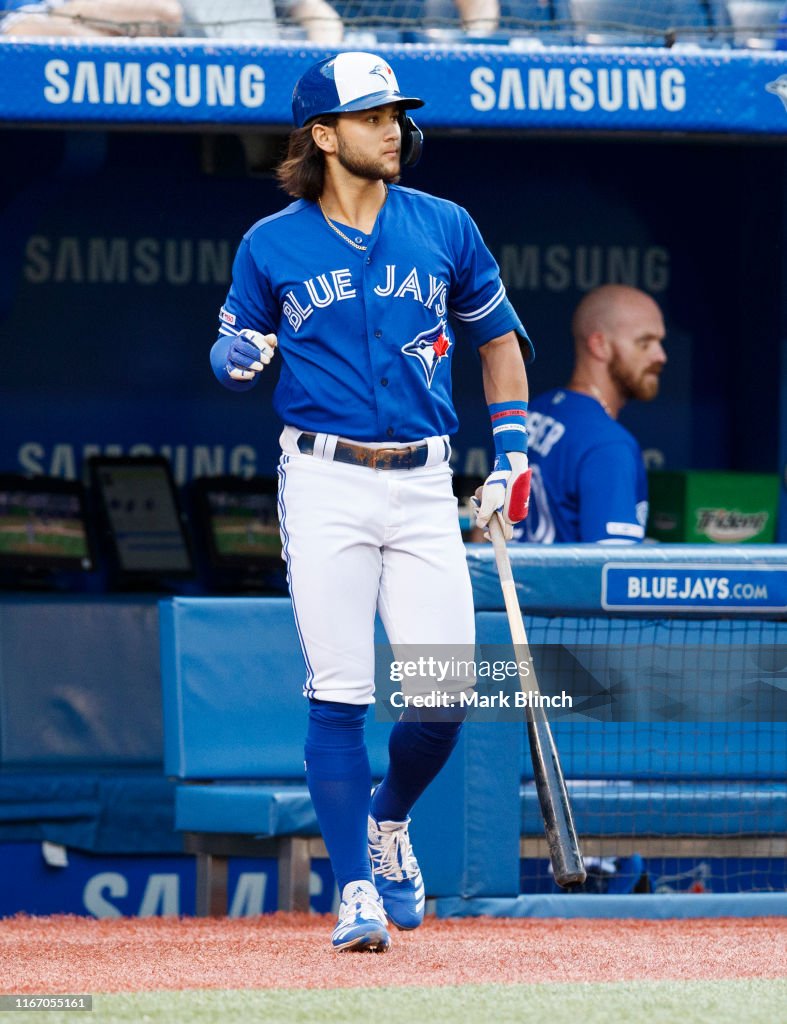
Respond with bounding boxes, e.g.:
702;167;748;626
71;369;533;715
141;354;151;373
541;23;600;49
479;332;529;405
455;0;499;34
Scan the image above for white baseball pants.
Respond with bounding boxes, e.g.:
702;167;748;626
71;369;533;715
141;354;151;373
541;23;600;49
277;427;476;705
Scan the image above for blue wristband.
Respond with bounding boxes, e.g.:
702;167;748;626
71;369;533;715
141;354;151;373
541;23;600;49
489;401;528;456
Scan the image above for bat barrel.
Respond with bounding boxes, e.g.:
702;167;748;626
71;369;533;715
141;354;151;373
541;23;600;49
527;712;586;886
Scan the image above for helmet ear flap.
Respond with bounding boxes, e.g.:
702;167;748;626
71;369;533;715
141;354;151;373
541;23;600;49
401;116;423;168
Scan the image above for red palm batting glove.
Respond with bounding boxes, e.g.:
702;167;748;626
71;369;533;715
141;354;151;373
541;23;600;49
474;451;531;540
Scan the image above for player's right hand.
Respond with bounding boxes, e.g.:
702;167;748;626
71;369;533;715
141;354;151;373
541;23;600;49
227;329;277;381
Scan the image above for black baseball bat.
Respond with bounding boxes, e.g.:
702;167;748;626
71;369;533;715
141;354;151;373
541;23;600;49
488;513;586;887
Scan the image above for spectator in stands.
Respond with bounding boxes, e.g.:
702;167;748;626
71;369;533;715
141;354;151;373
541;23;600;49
475;284;667;544
279;0;343;42
181;0;343;44
0;0;182;36
0;0;343;43
423;0;500;36
454;0;499;34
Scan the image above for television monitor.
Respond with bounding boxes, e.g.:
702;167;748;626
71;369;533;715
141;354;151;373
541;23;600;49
0;474;95;578
189;475;285;591
88;456;193;584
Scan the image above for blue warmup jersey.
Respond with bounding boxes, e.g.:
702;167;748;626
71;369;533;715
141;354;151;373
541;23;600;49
514;389;648;545
215;184;531;442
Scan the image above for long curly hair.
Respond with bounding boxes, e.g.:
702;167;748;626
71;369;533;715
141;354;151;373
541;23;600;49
276;118;337;202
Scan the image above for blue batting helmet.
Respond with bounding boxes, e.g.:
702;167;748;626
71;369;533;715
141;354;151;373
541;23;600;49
292;51;425;129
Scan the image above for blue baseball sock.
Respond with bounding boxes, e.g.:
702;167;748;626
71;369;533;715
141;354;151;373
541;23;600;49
371;710;464;823
304;698;373;893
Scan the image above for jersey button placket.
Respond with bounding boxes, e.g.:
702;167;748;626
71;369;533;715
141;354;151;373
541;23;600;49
363;234;393;442
371;325;394;432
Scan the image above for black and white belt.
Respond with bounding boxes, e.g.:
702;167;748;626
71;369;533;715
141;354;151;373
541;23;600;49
297;432;447;471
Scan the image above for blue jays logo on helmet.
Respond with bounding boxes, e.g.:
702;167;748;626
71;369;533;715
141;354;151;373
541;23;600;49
368;62;392;88
292;51;425;128
401;320;452;388
766;74;787;111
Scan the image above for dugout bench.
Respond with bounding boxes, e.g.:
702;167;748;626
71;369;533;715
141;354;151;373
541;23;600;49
160;598;387;914
159;546;787;917
159;596;520;914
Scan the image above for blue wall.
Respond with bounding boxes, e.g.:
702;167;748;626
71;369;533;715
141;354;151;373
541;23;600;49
0;127;782;495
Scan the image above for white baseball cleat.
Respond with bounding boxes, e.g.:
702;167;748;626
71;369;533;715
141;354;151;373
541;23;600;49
331;880;391;953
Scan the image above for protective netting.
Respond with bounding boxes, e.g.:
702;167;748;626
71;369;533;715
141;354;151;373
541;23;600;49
517;616;787;896
3;1;785;49
184;1;786;49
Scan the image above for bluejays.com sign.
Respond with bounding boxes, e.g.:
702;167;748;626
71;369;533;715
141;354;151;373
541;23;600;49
602;564;787;612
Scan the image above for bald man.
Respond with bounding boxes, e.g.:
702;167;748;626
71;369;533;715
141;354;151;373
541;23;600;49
513;284;667;544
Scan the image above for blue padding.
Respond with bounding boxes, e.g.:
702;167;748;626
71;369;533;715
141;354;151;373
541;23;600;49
0;596;162;766
160;598;392;781
410;721;522;898
0;769;178;853
0;773;99;817
175;783;317;837
435;893;787;919
1;44;787;138
467;544;787;614
521;781;787;836
522;722;787;780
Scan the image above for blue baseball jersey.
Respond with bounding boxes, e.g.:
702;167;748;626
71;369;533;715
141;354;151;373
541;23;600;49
514;389;648;544
213;184;531;442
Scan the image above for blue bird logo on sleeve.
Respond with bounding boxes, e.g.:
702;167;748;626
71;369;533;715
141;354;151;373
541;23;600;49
401;320;452;387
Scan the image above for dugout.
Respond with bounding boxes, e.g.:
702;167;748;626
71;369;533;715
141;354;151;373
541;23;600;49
0;24;786;918
0;41;785;532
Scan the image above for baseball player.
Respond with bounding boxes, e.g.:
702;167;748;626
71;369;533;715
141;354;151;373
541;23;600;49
515;284;666;544
211;51;532;952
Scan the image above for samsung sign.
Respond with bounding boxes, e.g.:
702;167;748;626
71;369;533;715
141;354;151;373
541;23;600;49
602;564;787;612
469;66;687;113
42;59;266;108
0;44;782;133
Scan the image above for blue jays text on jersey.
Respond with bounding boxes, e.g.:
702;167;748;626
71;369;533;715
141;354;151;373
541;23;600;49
212;185;532;442
515;389;648;544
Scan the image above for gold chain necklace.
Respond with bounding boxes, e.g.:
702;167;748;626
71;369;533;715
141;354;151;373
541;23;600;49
570;383;613;418
317;186;388;252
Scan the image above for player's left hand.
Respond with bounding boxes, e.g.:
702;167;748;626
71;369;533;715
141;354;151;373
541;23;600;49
473;451;531;541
